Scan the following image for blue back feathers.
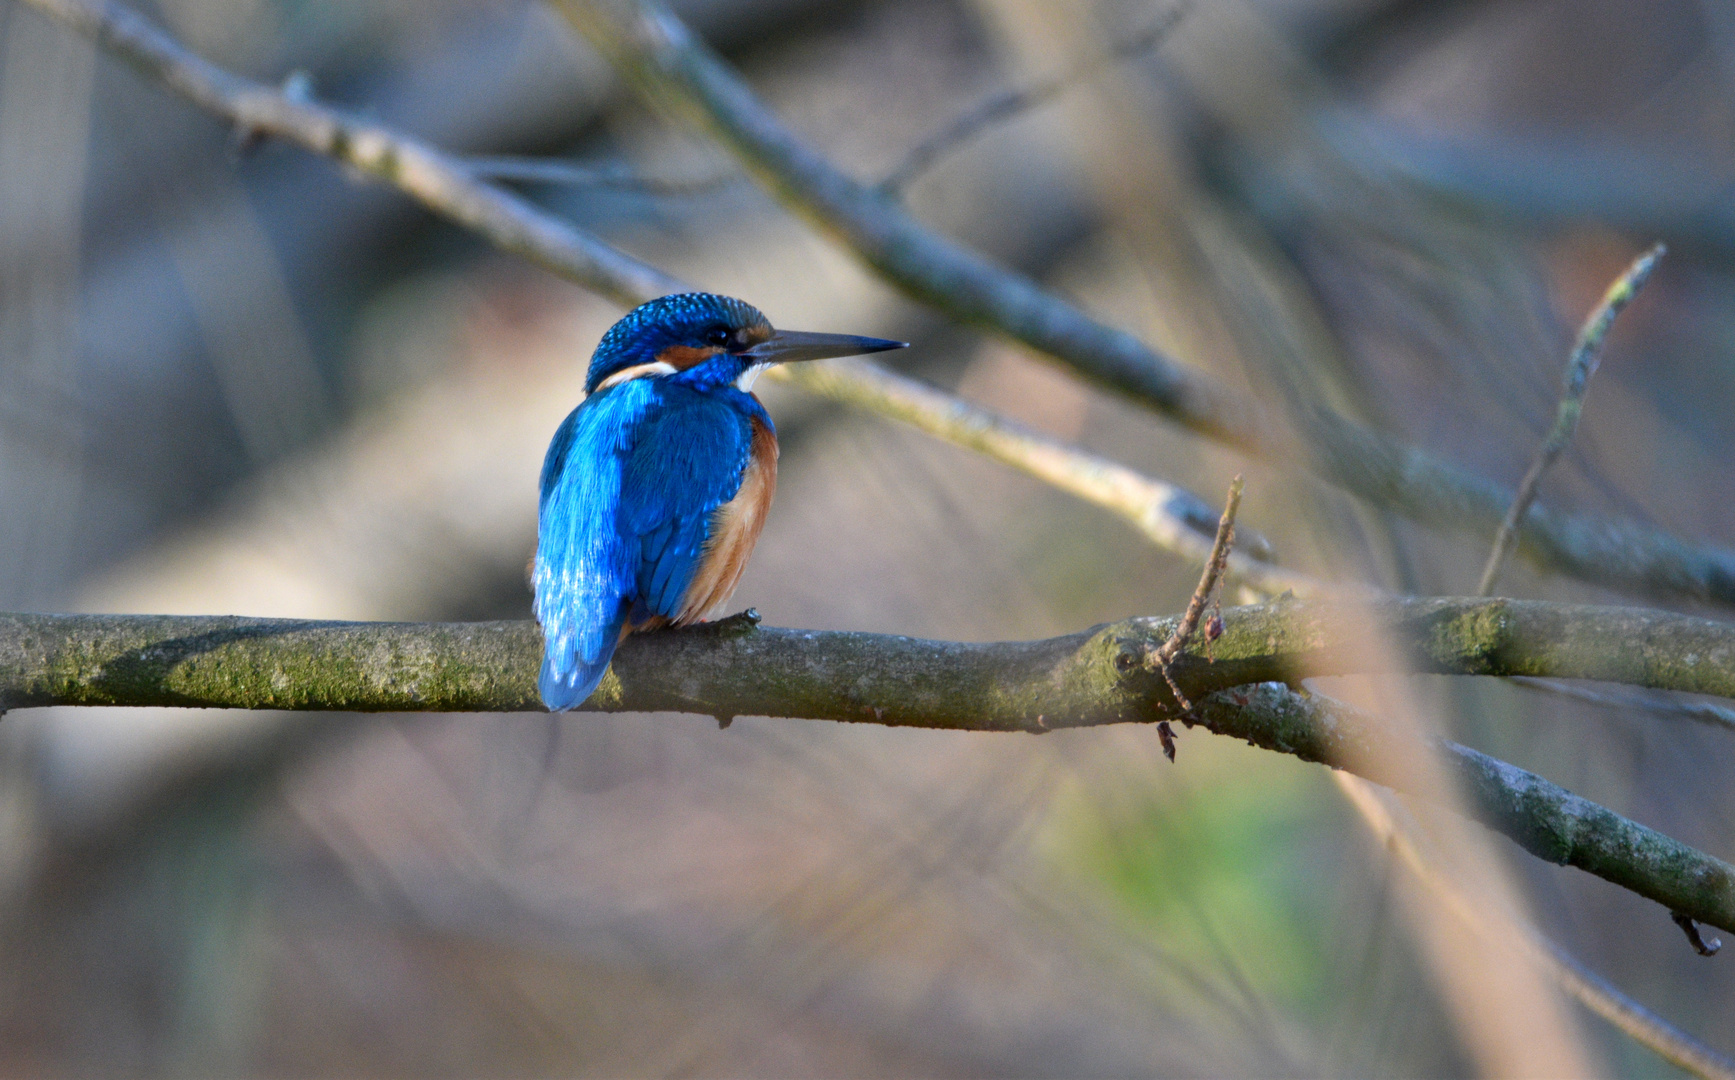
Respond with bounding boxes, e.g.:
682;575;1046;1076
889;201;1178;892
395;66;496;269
536;293;774;710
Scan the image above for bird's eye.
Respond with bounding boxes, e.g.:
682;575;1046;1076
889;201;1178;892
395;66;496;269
705;326;733;348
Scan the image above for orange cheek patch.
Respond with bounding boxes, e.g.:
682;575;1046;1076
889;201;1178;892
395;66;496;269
657;344;723;369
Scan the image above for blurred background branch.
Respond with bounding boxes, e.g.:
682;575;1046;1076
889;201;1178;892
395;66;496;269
1335;773;1735;1080
1479;242;1666;595
561;0;1735;611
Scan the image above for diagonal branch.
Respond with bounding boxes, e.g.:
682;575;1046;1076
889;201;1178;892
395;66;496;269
21;0;1300;598
768;362;1316;596
4;601;1734;933
1478;243;1665;595
462;154;738;195
19;0;685;308
875;4;1189;197
1335;773;1735;1080
554;0;1735;610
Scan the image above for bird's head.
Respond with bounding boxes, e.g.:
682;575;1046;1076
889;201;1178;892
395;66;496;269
585;292;906;394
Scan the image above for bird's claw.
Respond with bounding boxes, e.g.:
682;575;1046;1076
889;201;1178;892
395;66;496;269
705;608;762;637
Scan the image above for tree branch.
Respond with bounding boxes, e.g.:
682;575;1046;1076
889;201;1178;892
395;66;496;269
4;600;1733;932
12;598;1735;717
553;0;1735;610
461;154;738;195
874;4;1189;197
1478;243;1665;595
19;0;1302;599
766;361;1315;596
17;0;685;309
1191;682;1735;936
1334;774;1735;1080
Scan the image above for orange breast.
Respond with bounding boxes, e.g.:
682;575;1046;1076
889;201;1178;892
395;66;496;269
672;413;778;626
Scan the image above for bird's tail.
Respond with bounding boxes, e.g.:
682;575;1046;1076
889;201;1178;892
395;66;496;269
538;603;630;712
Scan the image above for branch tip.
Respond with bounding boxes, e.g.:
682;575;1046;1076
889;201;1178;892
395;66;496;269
1477;242;1666;596
1673;912;1724;957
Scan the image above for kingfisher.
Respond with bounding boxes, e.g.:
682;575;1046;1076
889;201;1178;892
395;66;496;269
534;292;906;710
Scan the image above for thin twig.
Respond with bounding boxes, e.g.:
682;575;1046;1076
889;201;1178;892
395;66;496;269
875;4;1189;197
558;0;1735;610
1509;676;1735;737
1477;243;1666;595
1147;475;1242;760
1156;474;1243;670
1335;774;1735;1080
462;155;737;195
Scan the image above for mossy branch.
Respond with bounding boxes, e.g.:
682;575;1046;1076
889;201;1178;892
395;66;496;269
4;598;1734;932
11;598;1735;718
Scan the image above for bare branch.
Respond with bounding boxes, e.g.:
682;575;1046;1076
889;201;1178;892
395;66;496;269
1336;775;1735;1080
1189;679;1735;937
875;4;1189;197
1478;243;1666;595
1156;474;1242;672
1509;677;1735;737
17;0;686;309
1673;911;1725;957
767;363;1315;596
19;0;1314;602
462;155;737;195
555;0;1735;610
16;597;1735;716
6;598;1735;931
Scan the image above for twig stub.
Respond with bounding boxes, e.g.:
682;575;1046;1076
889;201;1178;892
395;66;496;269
1673;912;1724;957
1148;475;1244;758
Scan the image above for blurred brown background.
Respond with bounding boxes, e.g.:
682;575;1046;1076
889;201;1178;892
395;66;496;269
0;0;1732;1074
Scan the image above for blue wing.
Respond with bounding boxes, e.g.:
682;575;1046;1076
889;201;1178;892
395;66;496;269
619;391;757;622
533;380;756;710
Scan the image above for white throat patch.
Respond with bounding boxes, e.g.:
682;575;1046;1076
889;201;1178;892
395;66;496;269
735;364;766;393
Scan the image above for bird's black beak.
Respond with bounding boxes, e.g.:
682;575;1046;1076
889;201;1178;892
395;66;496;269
740;329;908;364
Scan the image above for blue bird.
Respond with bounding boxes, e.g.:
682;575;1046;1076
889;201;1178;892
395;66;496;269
534;292;907;710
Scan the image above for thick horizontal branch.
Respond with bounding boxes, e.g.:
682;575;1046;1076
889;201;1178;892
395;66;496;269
555;0;1735;609
10;598;1735;718
4;598;1732;932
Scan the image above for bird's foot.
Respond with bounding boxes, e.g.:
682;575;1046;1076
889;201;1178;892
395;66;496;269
701;608;762;637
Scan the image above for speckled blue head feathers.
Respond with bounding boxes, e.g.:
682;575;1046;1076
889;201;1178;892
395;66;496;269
585;292;771;393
